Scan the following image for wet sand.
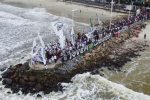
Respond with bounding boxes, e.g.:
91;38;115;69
0;0;125;24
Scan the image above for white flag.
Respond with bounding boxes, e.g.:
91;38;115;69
58;29;66;49
31;39;37;55
40;47;46;65
96;13;101;25
136;9;141;16
38;33;45;47
71;27;75;45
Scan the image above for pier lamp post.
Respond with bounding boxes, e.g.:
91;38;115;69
109;0;114;30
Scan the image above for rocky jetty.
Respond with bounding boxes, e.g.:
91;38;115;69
1;22;148;94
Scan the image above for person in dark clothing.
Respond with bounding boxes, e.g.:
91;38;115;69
144;34;146;39
45;50;51;64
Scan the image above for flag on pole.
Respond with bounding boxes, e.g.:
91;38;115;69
90;18;94;31
31;39;37;54
136;9;141;16
58;29;66;49
90;18;93;27
40;47;46;65
96;13;101;25
38;33;45;47
71;27;75;45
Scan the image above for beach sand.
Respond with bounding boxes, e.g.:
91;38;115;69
0;0;125;24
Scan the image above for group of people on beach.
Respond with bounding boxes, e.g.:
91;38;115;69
31;8;150;68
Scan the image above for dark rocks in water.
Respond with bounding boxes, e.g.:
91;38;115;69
91;69;99;75
57;82;63;92
17;93;20;95
2;78;12;85
11;85;20;93
34;84;42;92
0;67;6;72
2;69;14;78
7;91;11;94
108;67;114;71
0;87;2;90
37;94;42;98
99;73;104;76
0;78;2;81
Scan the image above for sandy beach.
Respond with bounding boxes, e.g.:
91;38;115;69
0;0;125;24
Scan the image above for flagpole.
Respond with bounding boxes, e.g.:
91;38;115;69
128;0;133;20
71;9;78;44
109;0;114;30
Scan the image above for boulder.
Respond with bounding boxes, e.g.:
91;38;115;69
2;69;14;78
2;78;12;85
35;84;42;92
37;94;42;98
28;76;35;82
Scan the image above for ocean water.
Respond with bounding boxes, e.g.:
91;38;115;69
0;3;150;100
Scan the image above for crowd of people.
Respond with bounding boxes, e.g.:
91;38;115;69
31;8;150;68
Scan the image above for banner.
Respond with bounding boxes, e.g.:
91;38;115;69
71;27;75;45
38;33;45;47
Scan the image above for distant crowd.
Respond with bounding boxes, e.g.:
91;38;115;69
31;8;150;68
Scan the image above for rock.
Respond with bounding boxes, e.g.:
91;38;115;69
17;93;20;95
0;87;2;90
19;79;25;85
84;53;91;60
91;69;99;75
35;84;42;92
0;67;6;72
21;86;29;94
2;69;14;78
57;83;63;91
2;78;12;85
99;73;104;76
7;91;11;94
108;67;113;71
22;75;28;81
11;85;20;93
27;82;36;87
0;78;2;81
5;84;11;88
28;76;35;82
37;94;42;98
100;68;104;71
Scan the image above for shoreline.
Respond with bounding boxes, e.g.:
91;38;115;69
0;0;125;24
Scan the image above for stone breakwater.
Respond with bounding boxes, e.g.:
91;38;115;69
1;22;148;95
